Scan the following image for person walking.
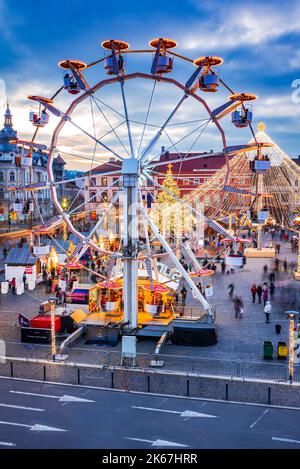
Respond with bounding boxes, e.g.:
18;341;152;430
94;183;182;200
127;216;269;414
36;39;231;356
221;260;226;274
251;284;257;303
22;272;27;290
233;296;243;319
11;277;16;295
263;264;268;275
262;284;269;306
264;300;272;323
269;271;275;284
257;284;263;304
276;243;281;254
228;283;234;299
181;286;187;306
283;259;288;272
270;282;275;300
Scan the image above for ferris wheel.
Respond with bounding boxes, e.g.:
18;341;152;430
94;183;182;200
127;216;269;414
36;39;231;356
19;37;267;327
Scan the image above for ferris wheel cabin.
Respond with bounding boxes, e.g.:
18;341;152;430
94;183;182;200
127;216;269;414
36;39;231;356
194;56;223;92
58;60;87;94
149;38;177;74
101;39;130;75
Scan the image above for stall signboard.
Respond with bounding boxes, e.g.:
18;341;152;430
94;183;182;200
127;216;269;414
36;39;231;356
25;267;33;275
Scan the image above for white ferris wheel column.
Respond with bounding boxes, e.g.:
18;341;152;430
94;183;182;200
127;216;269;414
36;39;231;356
122;158;139;328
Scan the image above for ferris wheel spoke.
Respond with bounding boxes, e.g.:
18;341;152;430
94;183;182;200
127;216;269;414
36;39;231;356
138;204;212;312
69;119;124;162
67;176;120;216
144;118;211;168
119;80;135;158
137;80;157;158
91;94;131;158
139;93;189;165
87;190;120;240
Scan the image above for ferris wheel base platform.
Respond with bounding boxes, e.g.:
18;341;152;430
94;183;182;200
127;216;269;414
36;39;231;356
244;247;276;258
294;271;300;281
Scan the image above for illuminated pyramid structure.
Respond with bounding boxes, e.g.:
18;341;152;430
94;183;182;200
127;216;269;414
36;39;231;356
187;122;300;230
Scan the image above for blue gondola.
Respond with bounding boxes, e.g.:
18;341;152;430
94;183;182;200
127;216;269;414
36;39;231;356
231;108;253;128
63;73;81;94
29;110;49;127
199;73;219;92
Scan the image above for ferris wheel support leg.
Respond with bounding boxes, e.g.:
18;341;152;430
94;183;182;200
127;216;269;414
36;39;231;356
140;206;212;314
122;180;138;329
257;225;262;251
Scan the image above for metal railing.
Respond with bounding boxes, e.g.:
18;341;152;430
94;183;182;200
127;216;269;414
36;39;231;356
1;341;297;382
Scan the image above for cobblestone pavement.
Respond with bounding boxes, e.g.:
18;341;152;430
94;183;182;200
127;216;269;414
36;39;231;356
0;233;299;372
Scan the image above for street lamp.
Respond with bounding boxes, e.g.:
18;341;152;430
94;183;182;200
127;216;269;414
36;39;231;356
48;296;57;361
287;312;296;384
292;214;300;280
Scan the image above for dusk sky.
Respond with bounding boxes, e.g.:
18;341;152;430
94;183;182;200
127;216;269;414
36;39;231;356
1;0;300;169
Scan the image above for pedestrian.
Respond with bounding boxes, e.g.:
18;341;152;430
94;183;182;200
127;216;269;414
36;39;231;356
11;277;16;295
56;287;62;305
233;296;243;319
22;272;27;289
228;283;234;299
263;264;268;275
3;247;7;259
181;286;187;306
270;282;275;300
276;243;281;254
283;259;288;272
264;300;272;323
262;284;269;306
50;267;55;279
269;271;275;284
257;284;262;304
251;284;257;303
221;260;225;274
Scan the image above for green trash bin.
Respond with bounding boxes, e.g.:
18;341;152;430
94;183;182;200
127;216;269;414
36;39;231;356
263;340;273;359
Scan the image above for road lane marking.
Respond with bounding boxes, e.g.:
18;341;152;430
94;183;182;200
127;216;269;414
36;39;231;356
250;409;269;429
0;403;44;412
125;437;189;447
10;391;95;403
272;437;300;444
131;406;217;418
0;421;66;432
0;441;16;447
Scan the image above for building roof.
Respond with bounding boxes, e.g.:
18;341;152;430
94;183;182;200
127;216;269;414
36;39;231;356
89;159;122;174
6;246;36;265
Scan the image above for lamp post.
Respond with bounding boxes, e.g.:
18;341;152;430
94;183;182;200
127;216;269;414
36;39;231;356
288;312;295;384
292;215;300;280
48;296;57;361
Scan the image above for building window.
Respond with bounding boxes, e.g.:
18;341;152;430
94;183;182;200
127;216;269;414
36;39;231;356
89;191;97;202
9;172;15;182
0;188;4;199
194;178;200;185
0;172;3;182
101;177;107;187
113;177;119;186
100;191;108;203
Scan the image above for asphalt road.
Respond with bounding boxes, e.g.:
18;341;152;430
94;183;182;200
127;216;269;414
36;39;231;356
0;377;299;449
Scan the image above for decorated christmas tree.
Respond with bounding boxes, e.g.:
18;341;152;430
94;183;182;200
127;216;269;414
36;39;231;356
157;163;180;204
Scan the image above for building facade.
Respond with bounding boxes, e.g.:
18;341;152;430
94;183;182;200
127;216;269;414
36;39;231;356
0;105;65;225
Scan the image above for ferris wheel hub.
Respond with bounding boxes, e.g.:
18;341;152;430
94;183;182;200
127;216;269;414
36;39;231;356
121;158;140;176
